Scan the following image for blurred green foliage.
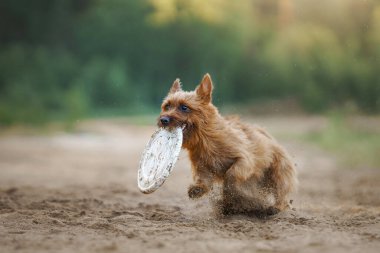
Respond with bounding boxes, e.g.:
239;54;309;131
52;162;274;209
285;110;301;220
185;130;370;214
0;0;379;125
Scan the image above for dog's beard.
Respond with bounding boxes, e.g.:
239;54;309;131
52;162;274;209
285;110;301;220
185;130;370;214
181;122;194;143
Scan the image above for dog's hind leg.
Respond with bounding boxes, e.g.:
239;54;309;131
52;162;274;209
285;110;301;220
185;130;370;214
269;147;297;211
221;158;264;215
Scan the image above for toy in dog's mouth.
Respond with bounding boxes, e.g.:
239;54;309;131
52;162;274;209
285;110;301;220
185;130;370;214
162;123;189;137
137;127;183;193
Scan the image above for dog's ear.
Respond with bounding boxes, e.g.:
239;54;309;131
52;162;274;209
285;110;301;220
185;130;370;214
169;78;182;94
196;73;213;103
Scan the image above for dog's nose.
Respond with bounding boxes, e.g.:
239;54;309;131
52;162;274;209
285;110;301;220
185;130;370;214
160;116;170;126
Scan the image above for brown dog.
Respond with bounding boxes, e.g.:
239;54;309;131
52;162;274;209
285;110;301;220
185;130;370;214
158;74;297;215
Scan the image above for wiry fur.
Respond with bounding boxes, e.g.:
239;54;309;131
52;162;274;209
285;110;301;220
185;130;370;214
158;74;298;215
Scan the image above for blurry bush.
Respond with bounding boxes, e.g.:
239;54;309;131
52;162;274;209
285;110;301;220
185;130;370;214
0;0;379;125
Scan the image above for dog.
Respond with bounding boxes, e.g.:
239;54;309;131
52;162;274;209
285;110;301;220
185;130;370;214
158;73;297;215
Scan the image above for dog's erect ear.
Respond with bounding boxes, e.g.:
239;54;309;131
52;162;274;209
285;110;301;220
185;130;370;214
169;78;182;94
196;73;213;103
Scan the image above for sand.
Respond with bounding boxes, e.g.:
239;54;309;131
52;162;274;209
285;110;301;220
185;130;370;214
0;117;379;253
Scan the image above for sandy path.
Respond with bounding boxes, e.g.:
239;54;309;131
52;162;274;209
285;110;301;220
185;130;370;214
0;118;379;253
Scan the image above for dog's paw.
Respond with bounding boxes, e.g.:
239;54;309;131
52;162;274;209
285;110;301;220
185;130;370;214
188;185;207;199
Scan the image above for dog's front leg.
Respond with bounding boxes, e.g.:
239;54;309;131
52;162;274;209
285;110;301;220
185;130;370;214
188;165;214;199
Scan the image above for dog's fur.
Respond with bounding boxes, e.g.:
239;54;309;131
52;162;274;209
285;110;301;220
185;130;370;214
158;74;297;215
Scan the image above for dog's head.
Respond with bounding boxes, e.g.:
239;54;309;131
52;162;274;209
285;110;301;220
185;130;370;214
158;73;218;142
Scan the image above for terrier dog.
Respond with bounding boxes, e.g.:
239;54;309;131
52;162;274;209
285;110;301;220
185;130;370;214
158;74;297;215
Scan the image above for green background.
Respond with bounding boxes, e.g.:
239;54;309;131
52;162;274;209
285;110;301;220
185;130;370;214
1;0;379;125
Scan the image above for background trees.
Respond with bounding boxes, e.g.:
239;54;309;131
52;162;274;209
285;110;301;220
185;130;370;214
1;0;379;124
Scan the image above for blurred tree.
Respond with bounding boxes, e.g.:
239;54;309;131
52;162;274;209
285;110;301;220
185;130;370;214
0;0;379;125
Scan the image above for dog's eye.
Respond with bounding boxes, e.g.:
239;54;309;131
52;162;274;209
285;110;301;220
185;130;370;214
164;104;170;111
179;104;190;112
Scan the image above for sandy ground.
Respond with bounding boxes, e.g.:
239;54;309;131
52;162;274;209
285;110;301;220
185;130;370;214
0;117;379;253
